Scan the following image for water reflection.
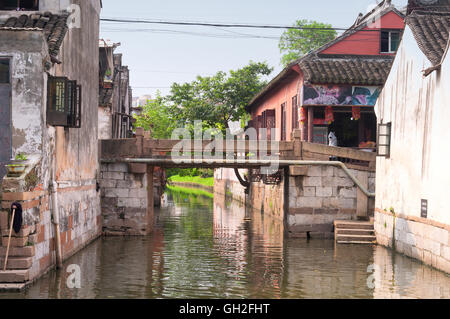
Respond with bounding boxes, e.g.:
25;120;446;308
1;188;449;299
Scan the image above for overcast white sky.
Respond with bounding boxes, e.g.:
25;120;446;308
100;0;408;98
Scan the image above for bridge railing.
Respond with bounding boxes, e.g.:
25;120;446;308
100;129;376;172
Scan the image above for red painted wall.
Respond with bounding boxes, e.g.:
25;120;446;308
320;11;405;56
251;70;303;141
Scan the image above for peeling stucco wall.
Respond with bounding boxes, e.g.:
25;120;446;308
0;31;47;158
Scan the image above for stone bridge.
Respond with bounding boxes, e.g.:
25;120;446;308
99;129;376;237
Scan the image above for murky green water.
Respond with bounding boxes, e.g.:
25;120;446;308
1;188;450;299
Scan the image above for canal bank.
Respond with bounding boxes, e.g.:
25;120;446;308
0;187;449;299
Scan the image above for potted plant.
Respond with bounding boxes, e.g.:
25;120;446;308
5;153;29;177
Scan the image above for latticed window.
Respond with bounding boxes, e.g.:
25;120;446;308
47;76;81;128
377;122;391;158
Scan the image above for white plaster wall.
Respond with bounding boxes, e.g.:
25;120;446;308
98;106;112;140
375;26;450;225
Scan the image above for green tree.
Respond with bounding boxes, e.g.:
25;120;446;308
133;94;179;139
279;20;337;66
169;61;273;131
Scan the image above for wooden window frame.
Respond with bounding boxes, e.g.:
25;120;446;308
292;95;298;130
377;122;391;158
281;103;287;141
47;76;82;128
380;30;402;53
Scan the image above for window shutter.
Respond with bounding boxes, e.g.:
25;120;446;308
74;85;82;128
47;76;81;128
47;77;69;127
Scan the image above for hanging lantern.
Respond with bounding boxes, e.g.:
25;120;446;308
352;106;361;121
299;106;307;125
325;106;334;124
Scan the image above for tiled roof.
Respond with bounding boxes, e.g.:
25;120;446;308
406;11;450;66
299;56;395;85
0;13;69;60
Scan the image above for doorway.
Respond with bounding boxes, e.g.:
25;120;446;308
0;59;12;180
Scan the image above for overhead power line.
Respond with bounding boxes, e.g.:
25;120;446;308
100;17;385;32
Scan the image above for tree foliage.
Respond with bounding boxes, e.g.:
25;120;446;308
279;20;337;66
169;61;273;131
133;94;178;139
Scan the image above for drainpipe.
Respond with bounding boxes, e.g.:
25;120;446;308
103;158;375;198
51;181;63;269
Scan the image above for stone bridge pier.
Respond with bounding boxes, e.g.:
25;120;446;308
99;162;154;236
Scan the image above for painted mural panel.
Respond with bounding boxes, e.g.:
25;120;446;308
303;84;380;106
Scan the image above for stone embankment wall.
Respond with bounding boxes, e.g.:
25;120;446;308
375;210;450;274
214;166;375;238
99;163;153;236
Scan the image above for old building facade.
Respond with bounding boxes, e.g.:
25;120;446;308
0;0;102;286
374;6;450;273
247;0;404;147
98;40;134;140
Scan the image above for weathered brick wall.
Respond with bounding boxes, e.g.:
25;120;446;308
288;166;375;238
100;163;151;236
375;210;450;274
0;162;101;284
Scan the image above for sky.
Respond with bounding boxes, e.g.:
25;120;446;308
99;0;408;98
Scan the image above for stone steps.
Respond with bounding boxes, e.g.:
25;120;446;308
334;220;374;230
334;220;376;245
0;257;33;270
0;246;35;257
336;234;377;243
336;228;375;236
0;269;30;283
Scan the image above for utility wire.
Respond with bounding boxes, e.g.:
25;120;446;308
100;17;384;32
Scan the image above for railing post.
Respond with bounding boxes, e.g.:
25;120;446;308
292;129;303;160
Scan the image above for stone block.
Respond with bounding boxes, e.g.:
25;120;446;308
423;250;432;266
108;163;128;173
339;187;357;198
338;198;355;209
128;163;147;174
116;179;143;189
289;166;308;176
437;256;450;274
316;187;332;197
303;177;321;187
321;166;334;177
0;211;9;230
303;187;315;197
0;257;33;270
405;233;416;246
297;197;323;209
117;198;144;208
128;189;147;199
430;227;448;245
441;245;450;261
105;188;129;198
99;179;116;189
322;197;340;209
292;214;315;226
0;270;30;283
2;236;28;248
307;166;322;177
102;172;124;180
0;246;35;257
289;208;314;215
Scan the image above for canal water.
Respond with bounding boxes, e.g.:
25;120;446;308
1;187;450;299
